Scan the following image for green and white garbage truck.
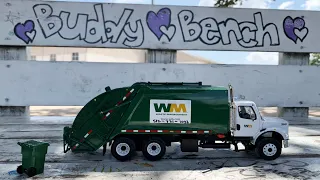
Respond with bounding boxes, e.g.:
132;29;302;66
63;82;289;161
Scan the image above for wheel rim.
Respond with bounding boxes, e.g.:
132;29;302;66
116;143;130;156
147;142;161;156
263;143;277;156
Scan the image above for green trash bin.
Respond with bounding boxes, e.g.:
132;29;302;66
16;140;50;177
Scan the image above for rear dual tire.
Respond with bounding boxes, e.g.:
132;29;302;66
142;137;166;161
111;136;167;161
111;137;136;161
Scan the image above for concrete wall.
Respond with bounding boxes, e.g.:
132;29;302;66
27;47;216;64
0;0;317;119
0;60;319;107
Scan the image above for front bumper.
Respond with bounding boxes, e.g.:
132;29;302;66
283;139;289;148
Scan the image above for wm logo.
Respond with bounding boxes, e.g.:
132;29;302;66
244;124;252;128
154;103;187;113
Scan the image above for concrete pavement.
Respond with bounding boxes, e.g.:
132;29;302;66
0;114;319;179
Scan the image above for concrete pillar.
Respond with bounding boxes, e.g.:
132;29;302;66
278;52;310;65
0;46;29;118
146;1;176;64
146;50;176;63
277;52;310;119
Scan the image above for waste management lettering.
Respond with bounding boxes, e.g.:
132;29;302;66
150;99;191;124
1;0;318;52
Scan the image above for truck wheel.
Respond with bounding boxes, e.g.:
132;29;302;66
256;138;281;160
111;137;136;161
142;137;166;161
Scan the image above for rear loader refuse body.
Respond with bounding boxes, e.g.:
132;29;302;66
63;82;289;161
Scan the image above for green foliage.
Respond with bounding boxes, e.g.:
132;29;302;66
213;0;276;7
310;53;320;65
213;0;241;7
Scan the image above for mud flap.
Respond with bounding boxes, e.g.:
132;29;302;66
63;126;71;153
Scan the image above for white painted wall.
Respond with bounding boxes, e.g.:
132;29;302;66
28;47;88;61
0;60;318;107
27;47;216;64
176;52;213;64
86;48;145;63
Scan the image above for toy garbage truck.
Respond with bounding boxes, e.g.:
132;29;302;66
63;82;289;161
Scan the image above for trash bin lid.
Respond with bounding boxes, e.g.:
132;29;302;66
18;140;50;148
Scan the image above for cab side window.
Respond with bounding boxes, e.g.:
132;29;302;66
238;106;256;120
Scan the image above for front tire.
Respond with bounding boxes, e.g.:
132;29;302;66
142;137;166;161
256;138;282;160
111;137;136;161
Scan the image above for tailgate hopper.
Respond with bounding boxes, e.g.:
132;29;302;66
63;85;136;153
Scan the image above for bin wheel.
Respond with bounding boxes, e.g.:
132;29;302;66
111;137;136;161
26;167;37;177
16;165;23;174
142;137;166;161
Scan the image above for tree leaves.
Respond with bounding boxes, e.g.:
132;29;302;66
214;0;240;7
310;54;320;65
214;0;276;7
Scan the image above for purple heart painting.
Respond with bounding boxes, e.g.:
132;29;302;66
14;20;37;44
283;16;309;43
146;7;176;41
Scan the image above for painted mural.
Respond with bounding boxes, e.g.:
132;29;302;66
0;0;314;52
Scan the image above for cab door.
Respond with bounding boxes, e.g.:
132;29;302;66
233;105;260;137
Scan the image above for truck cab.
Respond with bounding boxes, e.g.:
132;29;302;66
231;100;289;160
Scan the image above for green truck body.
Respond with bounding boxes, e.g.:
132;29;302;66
63;82;290;161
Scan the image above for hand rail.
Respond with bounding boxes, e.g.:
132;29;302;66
146;82;203;86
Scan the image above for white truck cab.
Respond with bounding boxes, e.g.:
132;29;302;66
230;100;289;160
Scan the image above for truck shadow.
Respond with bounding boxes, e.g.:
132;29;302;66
49;140;320;179
6;138;320;179
45;152;320;180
